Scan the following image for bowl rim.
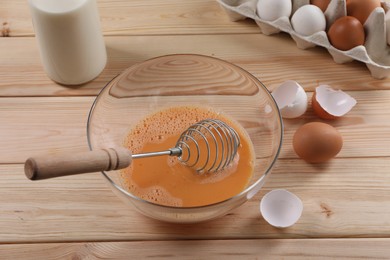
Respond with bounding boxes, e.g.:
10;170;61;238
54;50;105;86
87;53;284;210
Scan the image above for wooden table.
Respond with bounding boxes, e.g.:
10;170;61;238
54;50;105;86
1;0;390;258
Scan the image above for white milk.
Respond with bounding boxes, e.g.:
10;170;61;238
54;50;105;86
29;0;107;85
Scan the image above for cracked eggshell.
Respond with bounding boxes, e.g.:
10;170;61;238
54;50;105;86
312;85;357;119
272;80;308;119
260;189;303;228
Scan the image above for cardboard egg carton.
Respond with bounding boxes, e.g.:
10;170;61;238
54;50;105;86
217;0;390;79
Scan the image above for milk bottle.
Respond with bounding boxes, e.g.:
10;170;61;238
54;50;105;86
29;0;107;85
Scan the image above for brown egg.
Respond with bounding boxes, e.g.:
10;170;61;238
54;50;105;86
310;0;331;12
328;16;365;51
346;0;381;25
293;122;343;163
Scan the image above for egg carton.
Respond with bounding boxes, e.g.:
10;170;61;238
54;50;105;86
217;0;390;79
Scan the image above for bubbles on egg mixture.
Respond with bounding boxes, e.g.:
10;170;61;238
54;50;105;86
139;186;182;207
124;106;217;153
167;156;178;168
121;105;254;207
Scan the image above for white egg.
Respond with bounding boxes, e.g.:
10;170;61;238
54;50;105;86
260;189;303;228
257;0;292;21
271;80;308;119
291;5;326;36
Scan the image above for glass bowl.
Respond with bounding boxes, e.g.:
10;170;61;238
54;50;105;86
87;54;283;223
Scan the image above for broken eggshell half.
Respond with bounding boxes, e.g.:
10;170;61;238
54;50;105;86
260;189;303;228
272;80;308;119
312;85;357;119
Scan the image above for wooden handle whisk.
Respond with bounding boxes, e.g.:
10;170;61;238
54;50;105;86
24;119;241;181
25;147;132;180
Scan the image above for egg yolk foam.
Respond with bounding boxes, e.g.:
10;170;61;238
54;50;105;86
121;106;255;207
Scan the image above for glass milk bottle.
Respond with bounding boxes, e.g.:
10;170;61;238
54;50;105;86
29;0;107;85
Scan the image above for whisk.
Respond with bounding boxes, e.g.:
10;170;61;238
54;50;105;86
25;119;241;180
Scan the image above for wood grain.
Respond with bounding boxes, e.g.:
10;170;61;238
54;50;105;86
1;34;388;97
0;0;259;37
2;0;389;38
1;157;389;243
0;92;389;163
0;97;94;163
1;0;390;255
1;239;390;259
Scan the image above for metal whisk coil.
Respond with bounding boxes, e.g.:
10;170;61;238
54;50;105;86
132;118;241;174
176;119;241;173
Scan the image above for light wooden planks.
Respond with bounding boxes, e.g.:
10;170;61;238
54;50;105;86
0;35;388;97
1;239;390;259
1;158;389;243
3;0;390;38
0;97;95;163
0;92;389;163
0;0;259;37
1;0;390;255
